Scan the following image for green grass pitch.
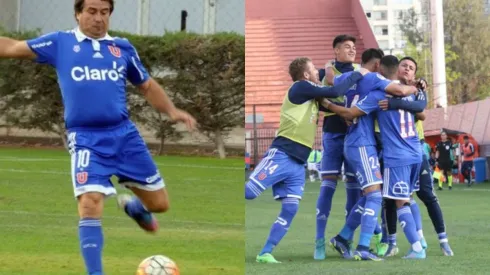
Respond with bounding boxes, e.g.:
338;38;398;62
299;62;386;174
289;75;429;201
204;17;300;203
246;179;490;274
0;148;243;275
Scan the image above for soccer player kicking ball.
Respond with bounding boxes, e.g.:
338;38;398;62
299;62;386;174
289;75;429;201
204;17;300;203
323;54;418;261
0;1;196;274
245;57;368;263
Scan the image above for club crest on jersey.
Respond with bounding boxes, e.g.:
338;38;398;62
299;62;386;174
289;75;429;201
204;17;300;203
258;172;267;181
73;45;80;53
76;172;88;184
108;45;121;58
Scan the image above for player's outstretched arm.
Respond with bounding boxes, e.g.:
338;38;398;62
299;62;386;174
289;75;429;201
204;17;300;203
0;37;36;59
324;66;335;86
320;70;364;98
138;78;197;131
379;90;427;113
289;71;364;103
321;99;364;121
384;82;418;97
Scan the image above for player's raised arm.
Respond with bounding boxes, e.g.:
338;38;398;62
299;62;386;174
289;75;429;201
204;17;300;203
0;37;37;59
289;71;364;104
324;61;336;85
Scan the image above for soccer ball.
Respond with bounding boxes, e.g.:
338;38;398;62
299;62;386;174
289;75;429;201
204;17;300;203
136;255;180;275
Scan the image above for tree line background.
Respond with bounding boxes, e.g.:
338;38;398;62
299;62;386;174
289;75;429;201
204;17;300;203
397;0;490;107
0;30;244;159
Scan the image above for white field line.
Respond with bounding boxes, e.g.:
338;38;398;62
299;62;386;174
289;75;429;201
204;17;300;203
0;157;242;170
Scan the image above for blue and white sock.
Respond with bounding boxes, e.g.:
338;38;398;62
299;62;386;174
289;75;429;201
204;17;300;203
260;198;300;255
410;198;424;239
438;232;448;243
358;191;382;248
339;196;367;241
315;179;337;240
79;218;103;274
397;205;423;252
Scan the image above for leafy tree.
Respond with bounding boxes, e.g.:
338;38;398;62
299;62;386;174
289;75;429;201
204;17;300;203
398;0;490;104
0;29;244;157
127;88;183;156
397;42;461;108
443;0;490;103
397;8;424;46
146;32;245;159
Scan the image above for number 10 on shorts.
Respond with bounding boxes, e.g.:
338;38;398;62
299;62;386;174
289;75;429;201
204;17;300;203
75;149;91;184
77;150;91;168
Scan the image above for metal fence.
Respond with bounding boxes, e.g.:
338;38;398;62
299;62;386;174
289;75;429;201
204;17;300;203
0;0;244;35
245;104;324;167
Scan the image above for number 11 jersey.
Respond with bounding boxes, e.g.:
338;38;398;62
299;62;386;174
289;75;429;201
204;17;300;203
368;91;422;167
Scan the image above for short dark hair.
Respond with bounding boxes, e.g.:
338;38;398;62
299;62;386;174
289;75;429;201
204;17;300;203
332;34;356;48
361;48;385;65
289;57;311;82
380;55;399;76
400;56;418;72
74;0;115;14
464;135;469;139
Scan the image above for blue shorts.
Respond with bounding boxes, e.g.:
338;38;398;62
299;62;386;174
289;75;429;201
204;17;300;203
320;133;354;177
344;145;383;190
382;163;421;200
248;148;305;200
67;120;165;198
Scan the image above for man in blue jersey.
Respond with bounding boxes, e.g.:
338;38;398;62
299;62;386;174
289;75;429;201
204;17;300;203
0;0;196;274
314;48;383;260
322;55;419;260
378;57;454;257
327;55;428;259
315;35;367;259
245;57;368;264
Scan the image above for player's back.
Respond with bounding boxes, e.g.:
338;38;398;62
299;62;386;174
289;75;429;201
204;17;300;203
27;28;149;130
376;93;422;167
336;72;382;147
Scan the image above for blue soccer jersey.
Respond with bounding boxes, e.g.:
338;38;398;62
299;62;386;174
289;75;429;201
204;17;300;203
369;90;423;167
26;28;162;198
334;72;391;147
26;28;150;129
